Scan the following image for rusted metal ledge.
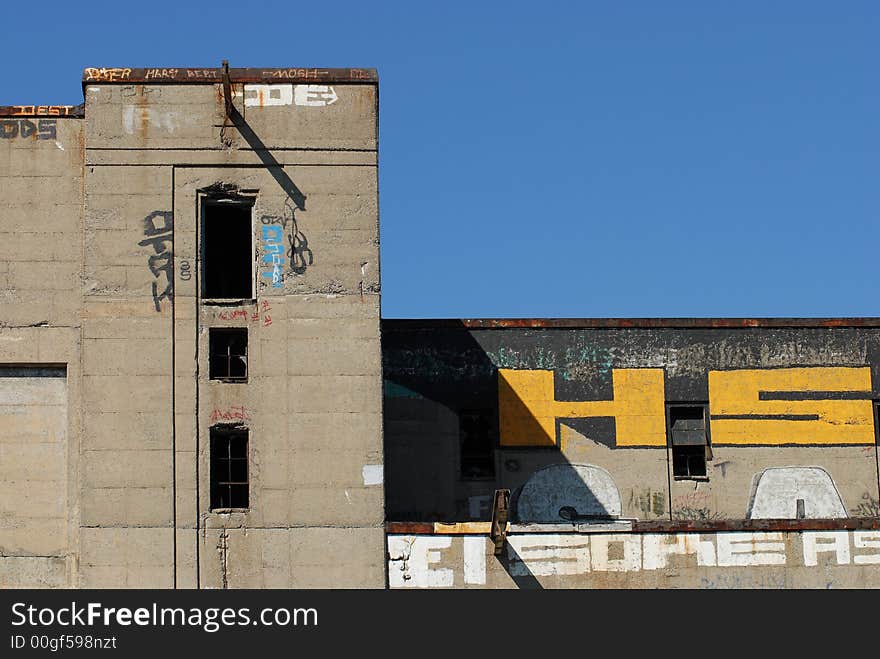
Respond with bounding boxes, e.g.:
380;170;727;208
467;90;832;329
0;104;84;118
82;67;377;85
386;518;880;535
382;318;880;330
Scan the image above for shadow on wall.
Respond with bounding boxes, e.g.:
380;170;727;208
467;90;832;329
382;321;614;526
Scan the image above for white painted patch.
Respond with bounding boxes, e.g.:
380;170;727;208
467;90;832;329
243;84;293;107
122;106;179;135
294;85;338;107
387;536;453;588
749;467;847;519
55;141;64;151
463;536;486;585
507;535;591;576
362;464;383;486
516;463;622;523
716;532;786;566
589;533;641;572
803;531;850;566
642;533;717;569
853;531;880;564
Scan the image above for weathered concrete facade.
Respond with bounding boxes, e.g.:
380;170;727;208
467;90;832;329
4;70;880;590
0;67;383;588
383;320;880;588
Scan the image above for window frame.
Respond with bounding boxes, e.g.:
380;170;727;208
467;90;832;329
208;327;248;382
209;425;250;511
666;403;711;481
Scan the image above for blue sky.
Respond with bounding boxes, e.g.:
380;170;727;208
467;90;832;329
3;2;878;318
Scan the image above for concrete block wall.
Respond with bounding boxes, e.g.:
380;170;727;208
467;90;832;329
0;68;384;588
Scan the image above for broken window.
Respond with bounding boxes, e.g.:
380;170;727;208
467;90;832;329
210;427;249;510
460;409;495;479
203;200;254;299
668;405;710;479
209;328;248;381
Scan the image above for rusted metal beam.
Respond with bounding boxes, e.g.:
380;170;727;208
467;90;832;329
222;60;233;119
0;104;84;118
386;517;880;534
82;67;377;86
490;489;511;555
382;317;880;330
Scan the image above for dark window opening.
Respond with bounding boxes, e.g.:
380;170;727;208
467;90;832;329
209;328;248;381
460;410;495;479
210;427;249;509
668;405;709;479
203;201;253;299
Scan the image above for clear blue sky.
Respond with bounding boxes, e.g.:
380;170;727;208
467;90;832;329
3;2;878;318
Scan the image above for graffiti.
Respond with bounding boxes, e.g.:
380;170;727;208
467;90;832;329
144;68;179;80
261;200;312;276
630;490;666;517
748;467;847;519
498;368;666;447
261;300;272;328
709;367;874;445
499;366;876;448
186;69;218;79
0;119;56;140
264;69;329;80
516;464;621;523
84;67;132;82
210;406;251;423
294;85;338;107
675;507;721;521
137;211;173;312
388;530;880;587
851;493;880;518
179;260;191;281
215;304;274;326
260;224;285;288
8;106;78;116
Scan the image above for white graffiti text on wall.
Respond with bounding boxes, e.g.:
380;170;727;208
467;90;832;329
388;531;880;587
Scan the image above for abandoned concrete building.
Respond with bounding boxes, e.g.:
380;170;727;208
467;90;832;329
1;67;879;589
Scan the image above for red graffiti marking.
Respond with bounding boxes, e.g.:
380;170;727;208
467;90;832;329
210;405;251;423
217;309;249;321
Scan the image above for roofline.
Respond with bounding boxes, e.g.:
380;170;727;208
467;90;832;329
81;67;377;86
381;318;880;329
0;104;84;118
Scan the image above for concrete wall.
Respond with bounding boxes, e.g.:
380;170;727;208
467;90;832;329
0;68;384;588
387;529;880;589
382;322;880;525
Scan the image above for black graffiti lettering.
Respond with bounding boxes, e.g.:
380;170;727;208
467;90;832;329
142;210;174;236
19;120;36;138
37;119;57;140
151;280;174;312
139;210;174;312
179;260;192;281
138;233;173;254
0;121;18;139
148;252;173;279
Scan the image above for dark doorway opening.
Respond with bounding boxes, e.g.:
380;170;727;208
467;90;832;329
203;201;253;299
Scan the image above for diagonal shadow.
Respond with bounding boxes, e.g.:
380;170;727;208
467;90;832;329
228;106;307;211
496;544;544;590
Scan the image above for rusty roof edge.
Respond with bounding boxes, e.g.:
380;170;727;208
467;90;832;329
386;518;880;534
0;104;84;118
81;67;378;86
381;318;880;329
